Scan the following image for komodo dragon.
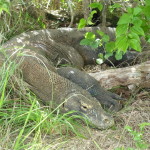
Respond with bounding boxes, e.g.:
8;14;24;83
1;27;124;129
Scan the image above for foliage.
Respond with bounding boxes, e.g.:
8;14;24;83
116;123;150;150
0;0;46;44
0;97;88;149
0;0;10;15
78;0;150;61
78;2;103;28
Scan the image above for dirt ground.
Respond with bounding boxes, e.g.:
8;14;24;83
61;98;149;150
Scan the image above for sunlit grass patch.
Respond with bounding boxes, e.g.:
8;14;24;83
0;96;89;149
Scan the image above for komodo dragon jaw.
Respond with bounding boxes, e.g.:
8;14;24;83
62;92;114;130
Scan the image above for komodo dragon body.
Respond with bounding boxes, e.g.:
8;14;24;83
1;27;122;129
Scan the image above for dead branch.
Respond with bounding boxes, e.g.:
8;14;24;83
89;61;150;90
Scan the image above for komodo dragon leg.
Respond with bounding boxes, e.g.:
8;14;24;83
57;67;124;111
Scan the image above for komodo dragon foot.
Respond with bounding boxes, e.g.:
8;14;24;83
57;67;125;111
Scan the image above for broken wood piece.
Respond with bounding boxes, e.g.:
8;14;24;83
89;61;150;89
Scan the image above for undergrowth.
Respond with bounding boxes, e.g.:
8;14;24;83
116;123;150;150
0;0;46;44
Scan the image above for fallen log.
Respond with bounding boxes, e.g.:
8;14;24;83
89;61;150;90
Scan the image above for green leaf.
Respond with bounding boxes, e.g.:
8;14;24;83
105;41;115;53
127;7;133;14
115;51;123;60
129;39;141;52
117;13;133;25
89;2;103;11
80;39;91;45
109;3;121;13
87;10;97;25
130;26;145;36
116;24;128;37
102;35;109;42
98;53;104;59
0;1;10;15
90;40;100;49
97;30;104;36
113;3;121;8
147;38;150;43
116;36;129;52
146;0;150;6
78;18;86;29
85;32;96;40
143;6;150;18
133;7;142;16
128;32;140;42
132;17;142;26
80;38;99;49
104;52;113;59
87;20;94;25
125;125;133;132
139;122;150;131
90;10;97;16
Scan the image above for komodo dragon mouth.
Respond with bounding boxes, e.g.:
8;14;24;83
1;27;124;129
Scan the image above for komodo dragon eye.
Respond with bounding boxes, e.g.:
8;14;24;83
80;101;92;111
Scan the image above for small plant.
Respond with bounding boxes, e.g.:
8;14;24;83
116;123;150;150
78;0;150;62
0;0;10;15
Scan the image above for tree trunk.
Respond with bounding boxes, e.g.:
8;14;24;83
82;0;90;20
68;0;74;27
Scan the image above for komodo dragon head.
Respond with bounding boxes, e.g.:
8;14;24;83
61;92;114;130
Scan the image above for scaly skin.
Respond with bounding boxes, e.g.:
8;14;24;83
1;27;118;129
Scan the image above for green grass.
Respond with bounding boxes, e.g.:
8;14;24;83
0;98;86;149
0;0;46;44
